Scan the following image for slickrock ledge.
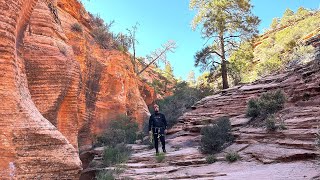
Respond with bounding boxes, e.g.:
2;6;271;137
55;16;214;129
112;38;320;179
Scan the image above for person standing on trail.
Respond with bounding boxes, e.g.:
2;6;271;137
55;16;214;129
148;104;167;154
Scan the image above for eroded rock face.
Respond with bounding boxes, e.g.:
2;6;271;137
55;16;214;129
170;41;320;178
0;0;81;179
0;0;156;178
23;0;81;149
17;0;154;152
85;50;151;136
54;0;152;148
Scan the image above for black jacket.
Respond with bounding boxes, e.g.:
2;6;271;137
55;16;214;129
148;112;167;131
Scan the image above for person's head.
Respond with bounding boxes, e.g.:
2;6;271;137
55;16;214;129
153;104;159;112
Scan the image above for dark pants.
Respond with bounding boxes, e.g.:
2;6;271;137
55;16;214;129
152;127;166;153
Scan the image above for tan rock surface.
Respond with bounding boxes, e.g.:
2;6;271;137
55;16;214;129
107;41;320;179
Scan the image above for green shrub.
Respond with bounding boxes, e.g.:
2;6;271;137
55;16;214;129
96;167;127;180
284;40;296;51
238;9;320;82
287;45;315;67
278;119;287;130
257;53;283;76
96;170;115;180
102;143;132;166
90;14;105;27
89;14;119;49
206;155;217;164
137;119;155;149
108;115;139;144
225;151;240;162
246;90;286;119
155;153;166;163
228;42;255;85
157;81;213;128
96;129;126;147
266;115;277;131
246;99;260;118
114;33;131;52
92;26;114;49
200;117;234;154
96;115;139;146
71;23;83;32
259;90;286;115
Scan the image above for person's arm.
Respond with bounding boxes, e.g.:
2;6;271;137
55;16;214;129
148;115;152;132
162;114;167;129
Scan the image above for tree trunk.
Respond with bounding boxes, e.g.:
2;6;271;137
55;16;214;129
220;34;229;89
221;59;229;89
132;41;137;73
137;46;168;75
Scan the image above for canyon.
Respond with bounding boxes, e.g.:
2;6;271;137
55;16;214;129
0;0;319;179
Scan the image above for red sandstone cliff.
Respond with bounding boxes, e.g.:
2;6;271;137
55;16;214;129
0;0;160;178
22;0;155;151
0;0;81;179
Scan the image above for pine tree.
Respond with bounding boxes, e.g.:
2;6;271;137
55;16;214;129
190;0;260;89
187;70;196;87
280;8;295;25
296;7;310;18
163;62;175;92
270;18;279;29
163;62;174;81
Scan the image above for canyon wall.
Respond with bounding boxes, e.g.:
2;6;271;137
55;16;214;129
22;0;154;150
0;0;81;179
0;0;158;178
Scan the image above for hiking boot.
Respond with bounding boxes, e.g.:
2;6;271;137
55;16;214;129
163;149;167;153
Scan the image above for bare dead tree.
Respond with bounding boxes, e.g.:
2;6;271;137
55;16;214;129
127;23;139;73
138;40;177;75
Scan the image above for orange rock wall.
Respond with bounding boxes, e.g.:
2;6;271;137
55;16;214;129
0;0;81;179
0;0;157;178
23;0;81;149
16;0;156;152
54;0;152;149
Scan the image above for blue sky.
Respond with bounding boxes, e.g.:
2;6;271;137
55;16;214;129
81;0;319;80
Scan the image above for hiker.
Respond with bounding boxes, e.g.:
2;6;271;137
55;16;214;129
148;104;167;154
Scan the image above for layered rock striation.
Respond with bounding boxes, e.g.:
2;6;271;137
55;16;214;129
58;0;152;148
116;36;320;179
0;0;158;178
0;0;81;179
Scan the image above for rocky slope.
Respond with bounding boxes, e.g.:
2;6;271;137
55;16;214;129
107;36;320;179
